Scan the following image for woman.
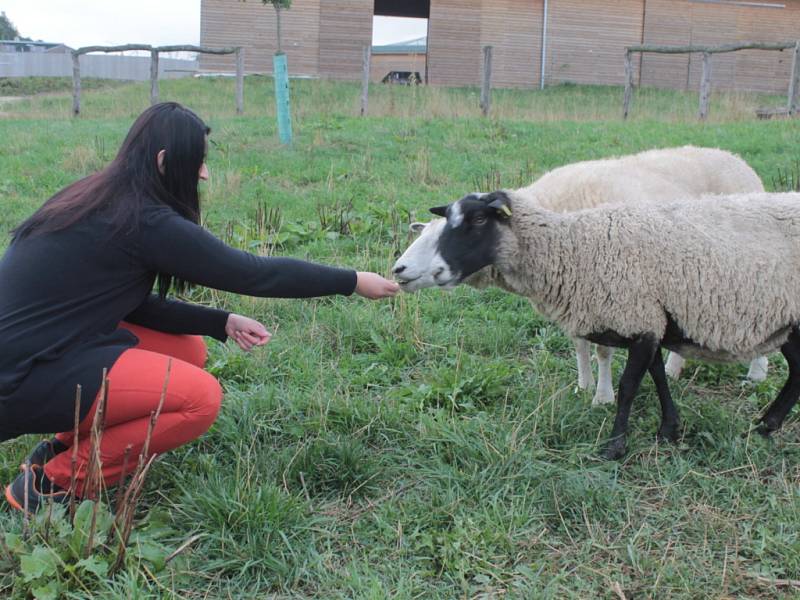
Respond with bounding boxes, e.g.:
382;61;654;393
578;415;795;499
0;102;399;513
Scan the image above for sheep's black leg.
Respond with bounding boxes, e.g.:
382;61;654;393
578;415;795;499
601;334;658;460
649;347;681;443
757;329;800;436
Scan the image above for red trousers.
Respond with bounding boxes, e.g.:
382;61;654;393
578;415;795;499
44;323;223;496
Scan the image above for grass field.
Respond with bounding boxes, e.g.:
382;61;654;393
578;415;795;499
1;77;799;599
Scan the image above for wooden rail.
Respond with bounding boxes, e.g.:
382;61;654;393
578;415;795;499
623;41;800;120
71;44;244;116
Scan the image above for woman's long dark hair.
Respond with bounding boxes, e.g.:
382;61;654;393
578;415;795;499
13;102;210;296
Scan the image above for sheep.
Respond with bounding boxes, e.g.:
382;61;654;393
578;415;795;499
392;189;800;459
398;146;768;406
401;219;624;406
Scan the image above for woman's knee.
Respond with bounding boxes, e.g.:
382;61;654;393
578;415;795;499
185;370;222;430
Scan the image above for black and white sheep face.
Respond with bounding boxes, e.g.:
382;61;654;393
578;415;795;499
391;219;448;292
392;192;512;291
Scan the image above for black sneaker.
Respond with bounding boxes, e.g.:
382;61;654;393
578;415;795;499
22;438;68;469
4;465;69;515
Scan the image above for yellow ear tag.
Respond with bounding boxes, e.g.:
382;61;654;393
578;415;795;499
499;205;512;217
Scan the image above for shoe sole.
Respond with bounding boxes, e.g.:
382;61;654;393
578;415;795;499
4;483;24;513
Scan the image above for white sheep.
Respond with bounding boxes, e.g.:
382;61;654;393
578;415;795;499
393;190;800;458
398;146;768;406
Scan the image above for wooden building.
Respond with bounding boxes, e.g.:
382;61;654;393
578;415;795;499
200;0;800;93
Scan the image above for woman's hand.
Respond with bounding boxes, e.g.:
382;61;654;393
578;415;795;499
225;313;272;352
355;272;400;299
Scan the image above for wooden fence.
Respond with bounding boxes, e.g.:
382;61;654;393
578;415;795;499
71;44;244;116
623;41;800;120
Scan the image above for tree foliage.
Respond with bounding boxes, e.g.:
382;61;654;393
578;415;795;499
0;11;21;40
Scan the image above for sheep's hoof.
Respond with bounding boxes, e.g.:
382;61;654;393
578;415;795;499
746;357;769;382
755;422;776;438
664;354;685;379
600;437;627;460
591;389;615;406
656;422;680;444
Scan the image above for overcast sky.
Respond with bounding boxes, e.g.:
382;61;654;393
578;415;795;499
1;1;427;48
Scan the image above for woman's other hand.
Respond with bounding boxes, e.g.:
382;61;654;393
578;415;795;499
355;272;400;299
225;313;272;352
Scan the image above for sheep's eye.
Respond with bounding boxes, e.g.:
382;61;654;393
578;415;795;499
472;214;488;225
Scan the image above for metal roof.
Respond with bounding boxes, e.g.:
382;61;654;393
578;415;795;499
372;36;426;55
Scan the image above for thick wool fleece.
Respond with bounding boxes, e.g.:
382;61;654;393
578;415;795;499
495;192;800;361
465;146;763;288
524;145;764;212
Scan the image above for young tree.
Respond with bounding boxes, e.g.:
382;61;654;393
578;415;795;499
262;0;291;54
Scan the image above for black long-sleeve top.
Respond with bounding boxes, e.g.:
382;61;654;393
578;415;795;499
0;202;357;440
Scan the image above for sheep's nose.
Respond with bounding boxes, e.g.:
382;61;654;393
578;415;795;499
433;267;444;279
393;264;406;275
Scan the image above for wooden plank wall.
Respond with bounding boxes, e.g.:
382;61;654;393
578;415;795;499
642;0;800;93
733;5;797;93
686;2;740;92
318;0;374;80
199;0;321;76
640;0;691;89
480;0;542;88
200;0;800;92
427;0;481;86
545;0;644;86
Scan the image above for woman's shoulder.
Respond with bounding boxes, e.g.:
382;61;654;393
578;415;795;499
137;200;206;246
140;198;176;218
139;200;191;230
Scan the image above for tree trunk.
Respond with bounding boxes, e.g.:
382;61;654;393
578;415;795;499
275;5;282;55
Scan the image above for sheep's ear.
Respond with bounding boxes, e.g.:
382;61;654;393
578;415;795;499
409;222;427;234
487;193;512;219
429;205;448;217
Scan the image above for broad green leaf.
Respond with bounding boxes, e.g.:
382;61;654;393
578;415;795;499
4;532;26;553
137;509;175;540
76;555;109;579
131;536;169;572
32;502;62;531
69;500;95;554
91;502;115;547
31;579;61;600
20;545;59;582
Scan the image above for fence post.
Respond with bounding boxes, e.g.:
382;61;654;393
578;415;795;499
623;49;634;119
71;52;81;116
150;49;159;105
235;47;245;114
698;51;712;120
360;45;371;117
480;45;493;117
788;41;800;115
273;53;293;145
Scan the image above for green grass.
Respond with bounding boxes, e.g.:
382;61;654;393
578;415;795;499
0;76;128;97
1;77;799;598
